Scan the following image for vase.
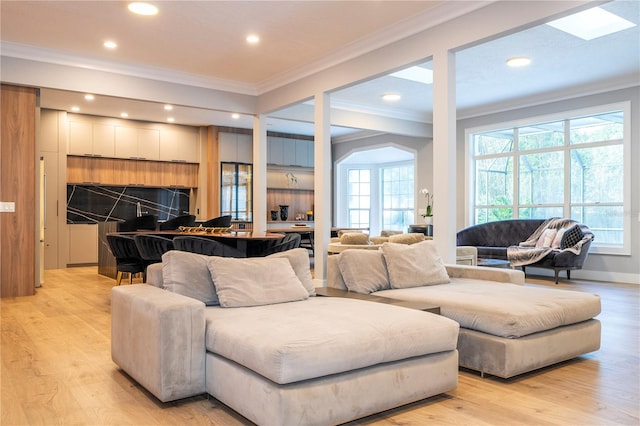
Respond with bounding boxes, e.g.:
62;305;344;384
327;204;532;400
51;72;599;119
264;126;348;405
270;210;279;221
423;216;433;225
279;205;289;221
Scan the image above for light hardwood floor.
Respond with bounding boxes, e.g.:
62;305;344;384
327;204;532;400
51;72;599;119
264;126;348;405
1;267;638;425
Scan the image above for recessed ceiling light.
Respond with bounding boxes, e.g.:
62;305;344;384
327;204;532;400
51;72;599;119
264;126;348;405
246;34;260;44
128;2;158;16
71;106;80;112
231;113;240;119
120;112;129;118
103;40;117;49
381;93;401;102
547;6;636;40
506;57;531;67
84;94;95;101
167;117;175;123
164;104;173;111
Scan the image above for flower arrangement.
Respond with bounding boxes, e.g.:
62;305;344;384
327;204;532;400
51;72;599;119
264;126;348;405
420;188;433;217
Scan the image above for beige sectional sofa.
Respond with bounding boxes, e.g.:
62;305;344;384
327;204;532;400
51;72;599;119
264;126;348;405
111;248;460;425
326;240;601;379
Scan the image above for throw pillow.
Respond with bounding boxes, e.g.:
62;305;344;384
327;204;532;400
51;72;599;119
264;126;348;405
207;257;309;308
380;240;450;289
535;228;557;248
336;250;390;294
340;232;370;245
560;225;584;249
388;233;425;245
162;250;219;305
551;228;567;248
267;247;315;296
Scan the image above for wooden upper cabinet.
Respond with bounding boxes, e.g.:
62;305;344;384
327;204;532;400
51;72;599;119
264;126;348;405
67;156;115;184
68;156;197;188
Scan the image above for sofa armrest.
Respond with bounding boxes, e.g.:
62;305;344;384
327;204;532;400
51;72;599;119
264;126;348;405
146;262;164;287
111;284;206;402
444;264;525;285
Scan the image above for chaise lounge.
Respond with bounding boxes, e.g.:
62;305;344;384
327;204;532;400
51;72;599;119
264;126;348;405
111;248;460;425
327;240;601;379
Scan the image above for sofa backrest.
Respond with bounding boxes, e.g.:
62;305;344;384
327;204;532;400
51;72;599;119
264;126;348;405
456;219;545;247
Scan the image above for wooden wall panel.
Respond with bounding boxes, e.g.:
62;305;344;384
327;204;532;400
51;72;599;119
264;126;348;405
1;84;37;297
266;189;314;223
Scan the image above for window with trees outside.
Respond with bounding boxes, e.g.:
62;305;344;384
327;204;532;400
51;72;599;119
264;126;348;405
347;169;371;229
381;164;415;231
468;102;629;254
344;162;415;232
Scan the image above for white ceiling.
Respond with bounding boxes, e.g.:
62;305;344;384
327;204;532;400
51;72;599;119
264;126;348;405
1;1;638;137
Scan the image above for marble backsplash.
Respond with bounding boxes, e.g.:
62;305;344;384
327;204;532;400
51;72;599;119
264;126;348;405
67;185;190;224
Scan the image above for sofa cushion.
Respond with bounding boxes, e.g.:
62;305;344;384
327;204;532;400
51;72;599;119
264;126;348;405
340;232;370;245
561;224;584;249
388;233;425;245
381;240;449;288
374;280;601;338
162;250;219;305
337;249;389;294
267;248;315;296
203;297;459;384
207;257;309;308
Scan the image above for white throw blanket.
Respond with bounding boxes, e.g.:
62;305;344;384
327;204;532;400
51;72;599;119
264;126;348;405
507;218;589;267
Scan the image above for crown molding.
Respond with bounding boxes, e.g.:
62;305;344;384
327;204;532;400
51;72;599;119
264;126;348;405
255;1;495;95
0;41;258;96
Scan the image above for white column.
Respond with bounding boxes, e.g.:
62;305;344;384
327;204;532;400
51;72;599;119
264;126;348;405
432;49;457;263
314;92;331;285
252;115;267;235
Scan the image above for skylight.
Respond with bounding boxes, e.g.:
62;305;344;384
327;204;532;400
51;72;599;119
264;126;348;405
390;66;433;84
546;7;636;40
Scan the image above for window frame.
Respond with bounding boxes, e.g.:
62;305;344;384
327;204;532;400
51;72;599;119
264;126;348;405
465;101;631;255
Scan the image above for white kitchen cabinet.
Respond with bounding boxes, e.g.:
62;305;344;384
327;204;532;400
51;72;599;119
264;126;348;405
282;138;296;166
68;121;115;157
220;132;252;163
137;128;161;160
295;139;314;167
236;134;252;163
92;124;116;157
160;130;198;163
68;121;93;156
268;137;283;165
114;126;138;159
115;127;161;160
